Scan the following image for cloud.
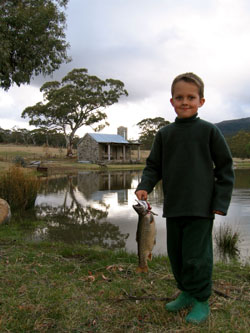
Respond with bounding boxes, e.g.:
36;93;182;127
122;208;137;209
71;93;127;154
0;85;42;129
1;0;250;138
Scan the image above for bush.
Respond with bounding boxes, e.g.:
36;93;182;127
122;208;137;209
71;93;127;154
0;167;40;211
214;223;240;257
12;155;26;167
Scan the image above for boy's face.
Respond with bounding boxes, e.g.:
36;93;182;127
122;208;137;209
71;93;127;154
170;80;205;119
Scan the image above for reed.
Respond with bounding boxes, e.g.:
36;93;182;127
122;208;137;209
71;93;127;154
0;166;40;211
214;223;240;257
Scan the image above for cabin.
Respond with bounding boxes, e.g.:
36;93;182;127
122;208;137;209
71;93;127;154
77;129;141;164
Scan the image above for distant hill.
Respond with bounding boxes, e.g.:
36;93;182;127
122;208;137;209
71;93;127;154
215;117;250;136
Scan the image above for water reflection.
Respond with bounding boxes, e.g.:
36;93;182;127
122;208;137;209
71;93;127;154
29;169;250;262
34;173;132;249
77;171;138;202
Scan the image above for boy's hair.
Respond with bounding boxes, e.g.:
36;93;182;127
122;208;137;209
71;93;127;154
171;72;204;98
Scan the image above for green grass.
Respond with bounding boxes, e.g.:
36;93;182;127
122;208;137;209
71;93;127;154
214;224;240;259
0;221;249;332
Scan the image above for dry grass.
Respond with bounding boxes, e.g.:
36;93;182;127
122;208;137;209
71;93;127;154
131;149;150;162
233;158;250;169
0;144;150;161
0;144;147;174
0;166;40;210
0;144;69;161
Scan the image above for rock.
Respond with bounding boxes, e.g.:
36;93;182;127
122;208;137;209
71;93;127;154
0;198;11;224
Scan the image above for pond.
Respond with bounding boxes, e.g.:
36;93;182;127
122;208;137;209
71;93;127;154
28;169;250;262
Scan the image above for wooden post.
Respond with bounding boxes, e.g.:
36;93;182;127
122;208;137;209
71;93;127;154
108;144;111;161
138;145;141;161
123;145;126;161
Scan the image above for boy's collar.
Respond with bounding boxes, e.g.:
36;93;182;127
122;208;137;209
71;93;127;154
175;113;199;123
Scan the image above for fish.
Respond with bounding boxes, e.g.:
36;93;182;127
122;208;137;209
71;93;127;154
133;200;157;273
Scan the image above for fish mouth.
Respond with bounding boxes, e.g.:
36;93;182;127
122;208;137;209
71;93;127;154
133;202;149;216
132;203;146;210
135;199;149;209
133;200;158;216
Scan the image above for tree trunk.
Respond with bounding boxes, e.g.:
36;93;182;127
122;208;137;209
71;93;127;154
65;135;73;157
64;128;78;157
66;143;73;156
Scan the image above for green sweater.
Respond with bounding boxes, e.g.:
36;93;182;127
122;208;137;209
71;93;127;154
136;114;234;218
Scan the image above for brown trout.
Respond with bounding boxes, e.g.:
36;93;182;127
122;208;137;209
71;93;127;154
133;200;156;273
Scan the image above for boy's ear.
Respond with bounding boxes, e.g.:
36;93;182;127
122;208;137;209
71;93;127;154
170;98;174;106
199;98;205;107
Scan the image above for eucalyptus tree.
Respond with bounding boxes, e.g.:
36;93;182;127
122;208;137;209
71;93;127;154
137;117;170;149
22;68;128;156
0;0;70;90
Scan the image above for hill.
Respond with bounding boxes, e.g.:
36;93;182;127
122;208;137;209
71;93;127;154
215;117;250;136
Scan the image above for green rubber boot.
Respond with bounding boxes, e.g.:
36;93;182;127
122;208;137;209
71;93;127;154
165;292;194;312
185;300;210;324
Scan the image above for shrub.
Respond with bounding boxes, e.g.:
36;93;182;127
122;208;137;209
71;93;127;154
214;223;240;257
0;166;40;211
13;155;26;167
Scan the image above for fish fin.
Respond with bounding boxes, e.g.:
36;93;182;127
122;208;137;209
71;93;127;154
148;252;152;261
136;266;148;273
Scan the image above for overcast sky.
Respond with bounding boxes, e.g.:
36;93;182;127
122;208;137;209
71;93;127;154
1;0;250;139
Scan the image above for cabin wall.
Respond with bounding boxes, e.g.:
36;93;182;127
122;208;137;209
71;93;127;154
78;134;99;162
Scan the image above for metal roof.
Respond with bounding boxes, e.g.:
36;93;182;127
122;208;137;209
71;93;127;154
88;133;129;144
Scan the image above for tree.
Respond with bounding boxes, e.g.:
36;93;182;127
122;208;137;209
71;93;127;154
137;117;170;149
226;130;250;158
0;0;70;90
22;68;128;156
11;126;31;145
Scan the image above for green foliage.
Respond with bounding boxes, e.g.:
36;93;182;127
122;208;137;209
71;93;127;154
22;68;128;155
13;155;26;167
137;117;170;149
0;0;70;90
214;224;240;258
226;130;250;158
0;166;40;210
0;126;69;147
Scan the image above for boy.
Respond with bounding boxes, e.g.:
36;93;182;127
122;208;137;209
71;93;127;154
135;73;234;324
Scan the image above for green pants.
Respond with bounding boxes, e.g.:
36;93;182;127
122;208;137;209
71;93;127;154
166;217;214;302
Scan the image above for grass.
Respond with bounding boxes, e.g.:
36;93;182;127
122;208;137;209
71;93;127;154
2;144;250;172
233;158;250;169
0;221;249;332
0;144;68;161
0;144;146;174
0;167;40;210
214;224;241;259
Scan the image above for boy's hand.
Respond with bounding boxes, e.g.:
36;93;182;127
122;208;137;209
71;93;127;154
135;190;148;201
213;210;225;216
